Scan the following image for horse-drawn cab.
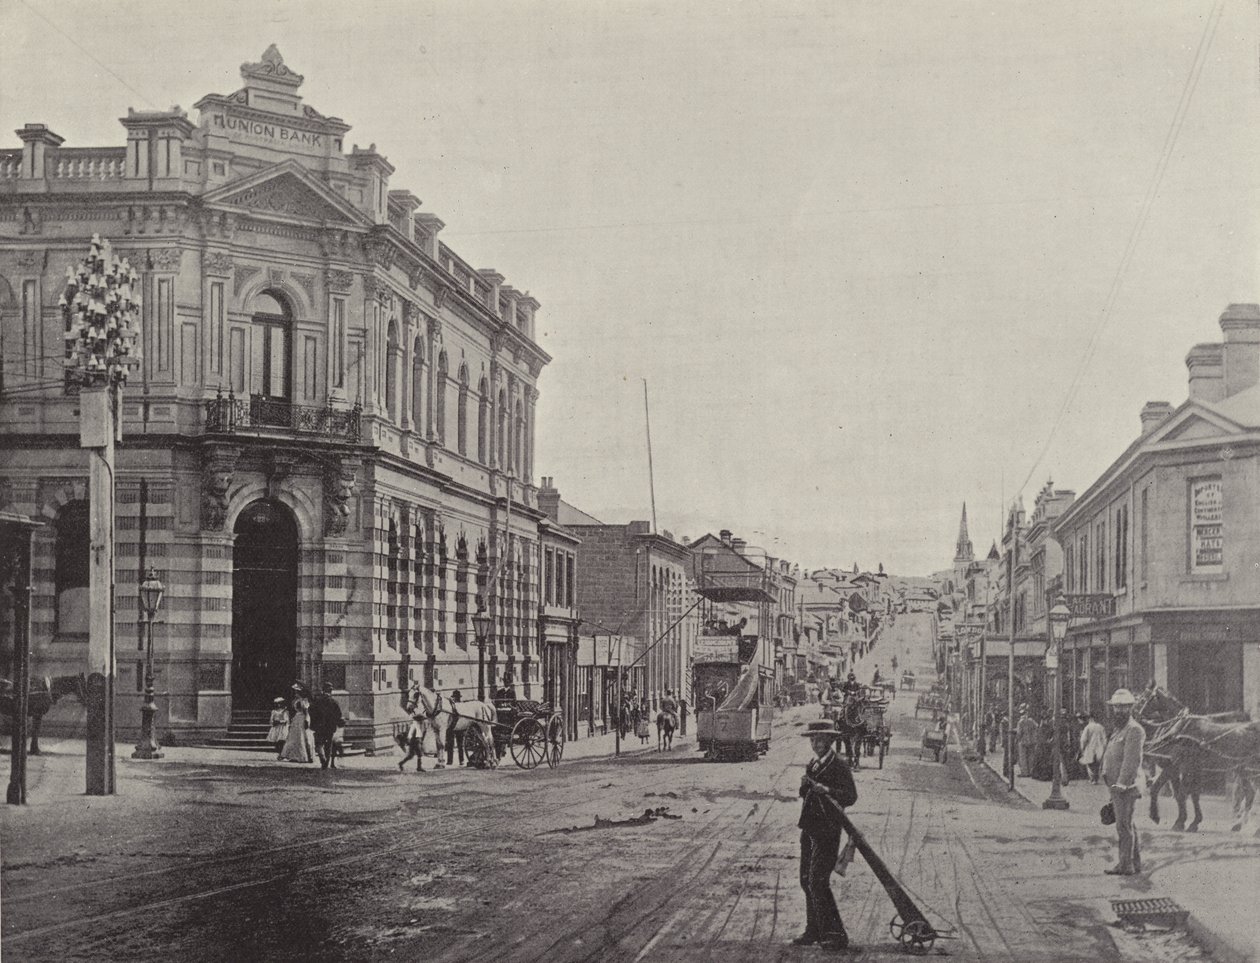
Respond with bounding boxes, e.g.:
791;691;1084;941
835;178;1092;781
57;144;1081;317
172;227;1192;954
900;669;916;691
489;698;565;770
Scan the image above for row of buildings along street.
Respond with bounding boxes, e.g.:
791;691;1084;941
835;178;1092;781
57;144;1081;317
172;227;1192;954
0;48;914;755
938;302;1260;744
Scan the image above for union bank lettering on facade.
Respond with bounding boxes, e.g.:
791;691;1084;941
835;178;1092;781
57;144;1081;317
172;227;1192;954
222;115;322;147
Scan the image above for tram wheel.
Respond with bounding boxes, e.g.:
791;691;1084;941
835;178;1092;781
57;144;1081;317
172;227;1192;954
889;915;904;941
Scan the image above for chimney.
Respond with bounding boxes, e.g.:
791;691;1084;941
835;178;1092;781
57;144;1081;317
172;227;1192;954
1185;343;1225;404
719;529;732;547
537;476;559;522
1139;401;1174;437
730;538;747;554
1220;303;1260;398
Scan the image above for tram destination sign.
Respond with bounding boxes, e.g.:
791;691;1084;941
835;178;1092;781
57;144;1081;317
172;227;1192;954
693;635;739;663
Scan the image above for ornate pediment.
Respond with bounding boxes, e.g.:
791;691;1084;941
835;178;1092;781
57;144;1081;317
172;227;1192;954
215;173;359;224
205;163;367;228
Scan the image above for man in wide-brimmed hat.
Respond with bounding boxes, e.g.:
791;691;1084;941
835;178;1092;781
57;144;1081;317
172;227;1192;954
792;720;858;951
1101;688;1145;875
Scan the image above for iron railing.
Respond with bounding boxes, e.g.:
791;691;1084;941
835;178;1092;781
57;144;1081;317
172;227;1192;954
204;390;362;443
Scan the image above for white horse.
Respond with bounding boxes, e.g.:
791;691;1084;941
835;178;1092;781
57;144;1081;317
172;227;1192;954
405;684;498;769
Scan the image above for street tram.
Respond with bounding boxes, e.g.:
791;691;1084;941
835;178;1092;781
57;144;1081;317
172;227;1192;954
691;582;778;762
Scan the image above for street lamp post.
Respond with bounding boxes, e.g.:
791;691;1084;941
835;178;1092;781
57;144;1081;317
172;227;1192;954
132;568;164;759
472;607;493;702
1043;595;1071;811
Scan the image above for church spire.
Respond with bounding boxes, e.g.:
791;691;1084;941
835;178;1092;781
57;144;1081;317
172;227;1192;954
954;502;974;563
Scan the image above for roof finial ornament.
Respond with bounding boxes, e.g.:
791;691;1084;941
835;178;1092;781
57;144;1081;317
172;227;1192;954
241;44;304;88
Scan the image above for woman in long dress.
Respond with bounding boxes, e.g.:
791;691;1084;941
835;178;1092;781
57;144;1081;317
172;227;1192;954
280;686;313;763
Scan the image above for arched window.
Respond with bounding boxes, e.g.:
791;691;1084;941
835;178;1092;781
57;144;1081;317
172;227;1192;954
54;500;90;636
249;290;291;401
435;351;448;444
496;389;507;469
477;377;489;465
411;335;425;434
385;319;399;422
456;363;469;456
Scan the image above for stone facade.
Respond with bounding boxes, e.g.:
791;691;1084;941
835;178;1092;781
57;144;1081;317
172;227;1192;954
0;48;553;747
1051;305;1260;719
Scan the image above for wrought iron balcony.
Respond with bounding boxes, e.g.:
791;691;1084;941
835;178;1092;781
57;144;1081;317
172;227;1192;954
204;391;362;443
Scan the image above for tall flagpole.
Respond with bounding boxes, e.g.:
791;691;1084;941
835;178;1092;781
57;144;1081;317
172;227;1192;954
643;379;657;534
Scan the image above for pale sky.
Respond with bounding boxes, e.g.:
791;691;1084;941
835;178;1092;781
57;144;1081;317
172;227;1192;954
3;0;1257;575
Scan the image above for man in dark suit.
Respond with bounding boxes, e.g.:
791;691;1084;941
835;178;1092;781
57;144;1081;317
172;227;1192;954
795;719;858;950
308;682;344;770
445;689;466;766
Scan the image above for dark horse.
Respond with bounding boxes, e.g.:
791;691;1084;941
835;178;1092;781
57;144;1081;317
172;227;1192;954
656;709;678;751
1135;685;1254;833
0;674;88;755
833;698;867;768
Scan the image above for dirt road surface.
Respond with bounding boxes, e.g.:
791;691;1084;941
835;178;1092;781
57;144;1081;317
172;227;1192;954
2;614;1214;961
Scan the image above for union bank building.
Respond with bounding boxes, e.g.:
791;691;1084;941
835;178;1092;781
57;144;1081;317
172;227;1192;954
0;48;576;747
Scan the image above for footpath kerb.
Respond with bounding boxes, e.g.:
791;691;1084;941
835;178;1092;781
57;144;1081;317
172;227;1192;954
980;754;1260;963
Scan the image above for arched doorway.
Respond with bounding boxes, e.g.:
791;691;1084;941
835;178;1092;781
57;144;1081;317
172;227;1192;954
232;500;299;709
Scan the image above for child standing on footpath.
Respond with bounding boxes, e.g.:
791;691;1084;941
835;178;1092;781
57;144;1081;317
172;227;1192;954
267;697;289;759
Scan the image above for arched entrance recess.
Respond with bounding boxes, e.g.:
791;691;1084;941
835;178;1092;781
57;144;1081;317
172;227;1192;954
232;500;299;709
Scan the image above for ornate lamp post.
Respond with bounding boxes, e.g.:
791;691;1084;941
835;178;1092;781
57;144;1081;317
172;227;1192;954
1043;596;1071;811
472;607;493;702
132;568;164;759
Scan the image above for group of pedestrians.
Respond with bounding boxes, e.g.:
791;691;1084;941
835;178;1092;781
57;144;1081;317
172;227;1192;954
1011;704;1108;785
267;682;345;770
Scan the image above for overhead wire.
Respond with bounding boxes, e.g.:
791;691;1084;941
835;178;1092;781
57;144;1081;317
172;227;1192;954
1010;0;1225;505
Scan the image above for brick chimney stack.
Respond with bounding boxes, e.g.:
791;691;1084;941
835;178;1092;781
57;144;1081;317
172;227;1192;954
1139;401;1174;436
537;476;560;522
1220;303;1260;398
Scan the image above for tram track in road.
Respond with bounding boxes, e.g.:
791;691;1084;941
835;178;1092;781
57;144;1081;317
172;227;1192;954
1;752;724;950
441;731;805;963
3;741;710;906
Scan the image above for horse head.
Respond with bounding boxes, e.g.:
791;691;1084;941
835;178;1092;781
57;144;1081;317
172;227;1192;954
1135;684;1187;725
408;684;435;719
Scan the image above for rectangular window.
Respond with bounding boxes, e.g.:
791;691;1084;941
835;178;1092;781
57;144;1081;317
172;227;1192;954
156;278;174;372
566;555;575;608
1189;476;1223;573
209;282;224;374
21;279;39;377
1065;545;1074;596
331;297;346;388
1140;487;1149;582
544;550;554;606
1080;534;1088;592
1115;505;1129;589
1095;519;1106;592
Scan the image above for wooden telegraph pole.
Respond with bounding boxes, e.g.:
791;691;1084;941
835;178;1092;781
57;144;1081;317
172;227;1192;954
61;235;141;796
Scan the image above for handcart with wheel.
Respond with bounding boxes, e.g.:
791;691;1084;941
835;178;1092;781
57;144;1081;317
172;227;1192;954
810;779;957;955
